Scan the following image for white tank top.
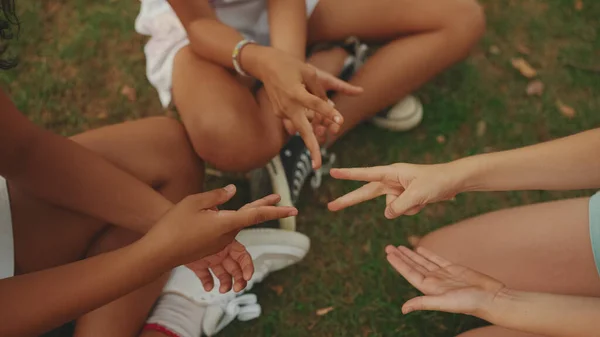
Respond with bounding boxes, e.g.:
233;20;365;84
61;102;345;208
0;176;13;279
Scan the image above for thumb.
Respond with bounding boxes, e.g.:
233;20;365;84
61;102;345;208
385;189;419;219
402;295;462;315
183;185;237;211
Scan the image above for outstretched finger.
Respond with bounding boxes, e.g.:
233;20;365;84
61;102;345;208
219;206;298;232
241;194;281;210
402;295;462;315
415;247;452;268
329;166;396;183
397;246;439;272
386;250;425;287
317;69;363;96
292;112;322;169
297;89;343;126
328;182;385;211
183;185;237;211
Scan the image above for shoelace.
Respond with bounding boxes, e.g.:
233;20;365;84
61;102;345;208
208;262;270;334
291;149;312;200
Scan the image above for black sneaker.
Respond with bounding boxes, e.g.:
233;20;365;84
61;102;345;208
250;135;336;231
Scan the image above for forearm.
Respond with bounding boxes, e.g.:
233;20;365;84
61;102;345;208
455;128;600;192
483;289;600;337
0;94;172;233
9;129;172;233
268;0;307;60
0;240;167;337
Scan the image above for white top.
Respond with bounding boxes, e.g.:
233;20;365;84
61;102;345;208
0;176;14;279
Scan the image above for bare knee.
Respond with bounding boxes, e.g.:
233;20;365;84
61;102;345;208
146;117;204;191
185;113;284;172
443;0;486;48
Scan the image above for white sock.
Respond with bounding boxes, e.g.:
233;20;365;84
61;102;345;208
146;293;207;337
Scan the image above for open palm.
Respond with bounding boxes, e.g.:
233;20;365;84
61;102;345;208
386;246;506;318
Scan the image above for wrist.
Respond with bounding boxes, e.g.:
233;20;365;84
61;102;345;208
132;233;177;274
478;287;520;324
447;154;490;193
239;44;270;79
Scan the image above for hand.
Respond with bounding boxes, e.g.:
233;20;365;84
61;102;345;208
250;46;362;168
282;68;363;144
185;194;285;293
386;246;505;318
143;185;297;293
328;163;463;219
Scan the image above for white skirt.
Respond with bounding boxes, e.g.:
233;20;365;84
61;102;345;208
135;0;320;107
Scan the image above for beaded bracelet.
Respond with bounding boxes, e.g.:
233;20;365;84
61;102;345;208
232;39;256;77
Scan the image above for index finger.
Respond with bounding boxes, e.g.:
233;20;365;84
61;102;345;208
292;112;322;169
330;166;396;182
219;206;298;232
297;89;343;125
327;181;385;211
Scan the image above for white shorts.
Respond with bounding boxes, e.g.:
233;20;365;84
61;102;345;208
135;0;320;107
0;176;14;280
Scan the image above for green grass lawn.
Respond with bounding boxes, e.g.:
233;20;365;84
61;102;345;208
5;0;600;336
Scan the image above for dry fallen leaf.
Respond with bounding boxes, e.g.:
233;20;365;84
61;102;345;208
476;121;487;137
556;100;576;119
526;80;545;96
489;45;501;55
575;0;583;10
97;112;108;119
407;235;421;247
516;44;531;55
269;285;284;296
316;307;334;316
511;58;537;78
121;85;137;102
362;240;371;253
436;135;446;144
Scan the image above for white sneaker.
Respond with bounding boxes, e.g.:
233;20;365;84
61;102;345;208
371;95;424;132
161;229;310;336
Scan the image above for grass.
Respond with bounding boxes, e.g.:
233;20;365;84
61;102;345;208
4;0;599;336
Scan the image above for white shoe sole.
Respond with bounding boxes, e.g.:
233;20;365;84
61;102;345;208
236;228;310;272
266;156;296;231
371;103;424;132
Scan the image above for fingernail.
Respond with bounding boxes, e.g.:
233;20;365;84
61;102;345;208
312;160;316;168
224;184;236;193
288;209;298;216
327;99;335;107
403;307;413;314
334;115;342;124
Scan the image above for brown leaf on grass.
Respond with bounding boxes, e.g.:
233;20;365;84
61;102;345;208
436;135;446;144
121;85;137;102
516;44;531;55
316;306;334;316
362;240;371;253
489;45;501;55
511;58;537;78
575;0;583;11
407;235;421;247
526;80;545;96
97;112;108;119
556;100;576;119
476;121;487;137
269;285;284;296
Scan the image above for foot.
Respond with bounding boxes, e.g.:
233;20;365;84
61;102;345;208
337;37;424;132
159;229;310;336
250;135;336;231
